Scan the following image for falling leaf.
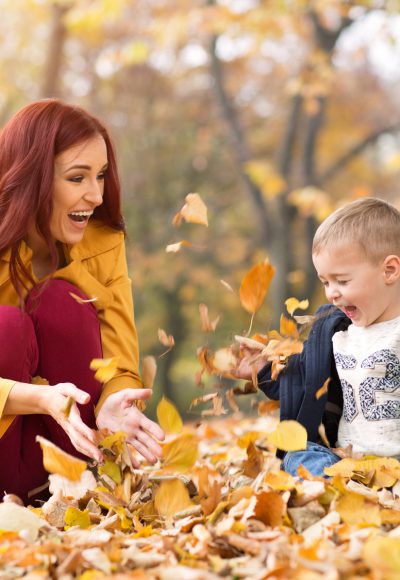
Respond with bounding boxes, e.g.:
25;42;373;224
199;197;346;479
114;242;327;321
69;292;97;305
199;303;220;332
162;434;198;472
267;420;307;452
172;193;208;227
154;479;193;518
165;240;192;253
156;397;183;434
202;394;228;417
315;377;331;400
225;389;240;413
141;355;157;389
220;279;235;293
90;357;119;383
284;297;309;316
239;260;275;314
190;392;219;409
279;315;299;339
158;328;175;351
244;160;287;198
36;436;87;481
48;471;97;500
213;348;237;374
257;400;280;415
234;335;266;350
64;507;91;530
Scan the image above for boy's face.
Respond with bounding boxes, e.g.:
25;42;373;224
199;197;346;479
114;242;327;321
312;243;400;327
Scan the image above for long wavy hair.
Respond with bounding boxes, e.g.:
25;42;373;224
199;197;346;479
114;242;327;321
0;99;125;296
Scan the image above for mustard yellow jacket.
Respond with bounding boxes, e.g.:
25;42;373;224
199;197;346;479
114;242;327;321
0;220;142;437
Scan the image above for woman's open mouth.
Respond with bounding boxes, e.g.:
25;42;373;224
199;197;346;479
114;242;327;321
68;210;93;224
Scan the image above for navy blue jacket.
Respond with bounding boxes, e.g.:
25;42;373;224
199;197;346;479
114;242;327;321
258;305;351;447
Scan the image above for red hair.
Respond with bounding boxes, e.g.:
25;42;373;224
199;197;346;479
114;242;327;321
0;99;125;295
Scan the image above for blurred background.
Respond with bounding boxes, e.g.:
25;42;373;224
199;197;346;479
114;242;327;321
2;0;400;417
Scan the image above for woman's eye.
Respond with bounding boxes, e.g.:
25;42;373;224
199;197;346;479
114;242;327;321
68;176;83;183
97;172;105;180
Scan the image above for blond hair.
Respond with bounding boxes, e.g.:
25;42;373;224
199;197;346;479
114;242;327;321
312;197;400;263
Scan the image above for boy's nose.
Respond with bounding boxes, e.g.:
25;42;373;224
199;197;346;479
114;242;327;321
326;286;341;302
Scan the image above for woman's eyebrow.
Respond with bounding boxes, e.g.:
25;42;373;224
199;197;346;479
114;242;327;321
63;162;108;173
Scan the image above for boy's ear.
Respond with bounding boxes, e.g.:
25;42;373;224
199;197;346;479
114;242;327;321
383;255;400;283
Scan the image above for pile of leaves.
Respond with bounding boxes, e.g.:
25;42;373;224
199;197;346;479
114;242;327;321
2;402;400;579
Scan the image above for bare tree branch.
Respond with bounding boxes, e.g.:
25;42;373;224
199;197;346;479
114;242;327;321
318;123;400;185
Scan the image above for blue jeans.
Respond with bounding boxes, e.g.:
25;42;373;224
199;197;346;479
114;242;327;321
282;442;341;477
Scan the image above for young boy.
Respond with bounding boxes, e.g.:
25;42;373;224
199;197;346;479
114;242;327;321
240;197;400;476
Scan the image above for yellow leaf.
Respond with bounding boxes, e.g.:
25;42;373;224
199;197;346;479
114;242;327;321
162;434;198;472
99;431;127;452
363;536;400;580
336;493;381;527
142;355;157;389
325;457;400;488
98;460;122;484
64;507;91;529
284;297;309;316
239;260;275;314
172;193;208;227
264;470;296;491
156;397;183;434
267;420;307;452
154;479;193;518
90;357;118;383
36;436;87;481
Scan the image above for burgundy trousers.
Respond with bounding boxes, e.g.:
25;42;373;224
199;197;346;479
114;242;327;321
0;280;103;503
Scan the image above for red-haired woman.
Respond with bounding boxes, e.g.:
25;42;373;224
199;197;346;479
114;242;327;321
0;99;165;503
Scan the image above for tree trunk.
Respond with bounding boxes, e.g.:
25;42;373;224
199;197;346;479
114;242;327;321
41;3;70;98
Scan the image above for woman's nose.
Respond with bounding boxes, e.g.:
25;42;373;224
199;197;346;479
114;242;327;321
84;180;103;206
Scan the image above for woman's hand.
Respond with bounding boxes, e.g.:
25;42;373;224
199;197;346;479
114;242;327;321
5;381;102;462
96;389;165;468
39;383;103;462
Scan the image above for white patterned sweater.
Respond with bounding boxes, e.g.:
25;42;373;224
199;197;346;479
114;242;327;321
333;315;400;457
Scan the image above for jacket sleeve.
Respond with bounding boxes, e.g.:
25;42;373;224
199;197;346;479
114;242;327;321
257;363;281;400
95;239;143;415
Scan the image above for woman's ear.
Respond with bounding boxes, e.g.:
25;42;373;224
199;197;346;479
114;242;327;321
383;255;400;284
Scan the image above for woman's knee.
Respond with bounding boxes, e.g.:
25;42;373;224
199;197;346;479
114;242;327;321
26;280;101;341
0;306;38;380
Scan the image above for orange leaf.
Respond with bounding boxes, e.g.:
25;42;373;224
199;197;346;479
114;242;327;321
253;491;285;528
239;260;275;314
36;436;87;481
315;377;331;400
141;355;157;389
158;328;175;349
243;442;264;479
279;315;299;339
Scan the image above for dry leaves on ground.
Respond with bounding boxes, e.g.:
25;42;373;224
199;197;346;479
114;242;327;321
3;410;400;579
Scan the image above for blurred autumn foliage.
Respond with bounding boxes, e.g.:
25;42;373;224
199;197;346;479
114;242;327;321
2;0;400;410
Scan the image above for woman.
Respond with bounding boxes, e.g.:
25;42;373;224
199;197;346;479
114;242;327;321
0;99;165;502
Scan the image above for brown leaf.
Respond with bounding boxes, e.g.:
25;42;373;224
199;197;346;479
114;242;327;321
239;259;275;314
199;303;220;332
257;400;280;415
141;355;157;389
158;328;175;349
253;491;285;528
243;442;264;479
195;466;222;516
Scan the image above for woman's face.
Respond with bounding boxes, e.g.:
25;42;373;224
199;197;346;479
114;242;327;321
50;135;108;245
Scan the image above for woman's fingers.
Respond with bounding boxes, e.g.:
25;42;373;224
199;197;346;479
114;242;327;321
135;427;163;458
127;436;157;464
139;415;165;442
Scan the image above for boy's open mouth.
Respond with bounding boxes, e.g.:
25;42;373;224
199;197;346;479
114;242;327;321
343;306;357;318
